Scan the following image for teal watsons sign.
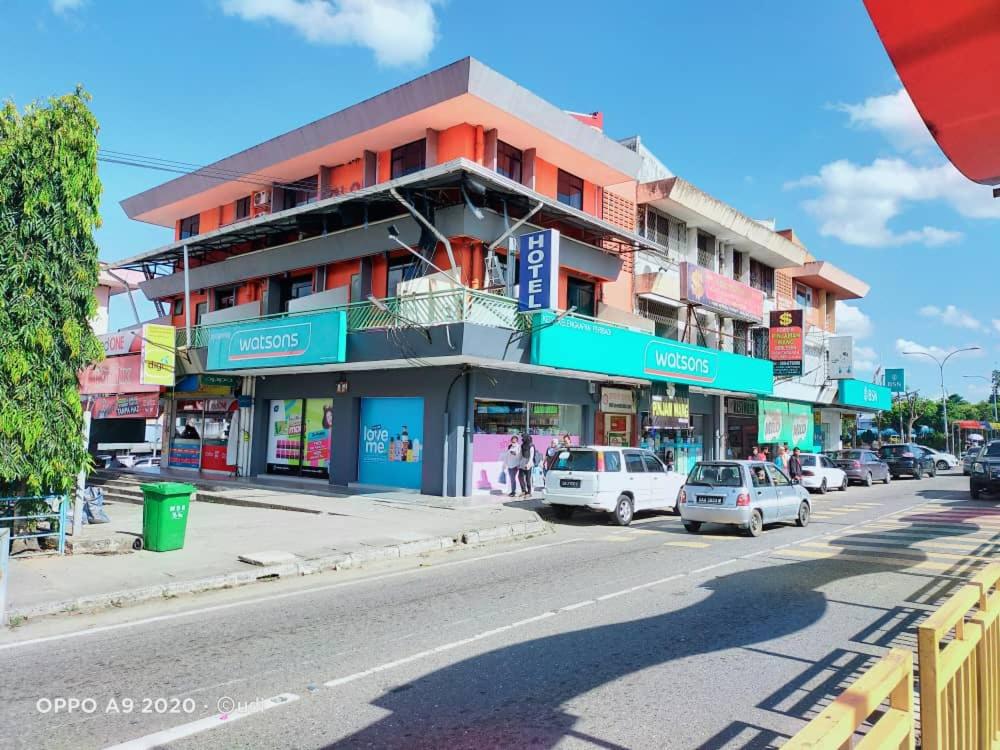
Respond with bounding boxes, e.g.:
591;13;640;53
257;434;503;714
206;310;347;371
531;313;773;395
838;379;892;411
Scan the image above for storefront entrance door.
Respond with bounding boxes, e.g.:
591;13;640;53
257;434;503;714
266;398;332;478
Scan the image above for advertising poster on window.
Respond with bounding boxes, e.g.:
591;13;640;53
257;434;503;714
757;400;814;449
91;393;160;419
827;336;854;379
769;310;803;377
140;323;176;386
267;399;303;468
358;397;423;489
303;398;333;473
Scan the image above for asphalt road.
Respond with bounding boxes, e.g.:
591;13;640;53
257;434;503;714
1;471;993;750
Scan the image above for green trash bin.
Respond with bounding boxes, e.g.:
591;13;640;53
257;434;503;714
140;482;195;552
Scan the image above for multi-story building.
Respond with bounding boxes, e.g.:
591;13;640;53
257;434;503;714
113;57;890;496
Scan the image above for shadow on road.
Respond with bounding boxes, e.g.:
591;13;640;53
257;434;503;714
325;502;999;749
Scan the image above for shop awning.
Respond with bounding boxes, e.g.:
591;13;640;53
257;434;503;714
864;0;1000;185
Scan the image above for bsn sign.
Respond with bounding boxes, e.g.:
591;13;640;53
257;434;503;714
518;229;560;312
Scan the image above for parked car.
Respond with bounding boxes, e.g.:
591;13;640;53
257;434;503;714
879;443;937;479
543;446;686;526
916;446;959;471
825;449;891;486
679;461;811;538
796;453;848;494
962;447;983;476
970;441;1000;499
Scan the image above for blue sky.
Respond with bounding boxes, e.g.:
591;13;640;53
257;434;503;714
4;0;998;401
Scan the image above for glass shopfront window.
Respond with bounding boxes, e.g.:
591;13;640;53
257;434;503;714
170;400;204;469
169;399;239;473
266;398;333;478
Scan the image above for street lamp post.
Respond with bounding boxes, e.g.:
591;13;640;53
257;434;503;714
903;347;981;454
963;374;1000;422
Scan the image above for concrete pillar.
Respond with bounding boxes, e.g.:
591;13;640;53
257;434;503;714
483;128;498;171
685;226;699;264
425;129;439;168
522;148;537;190
363;151;377;188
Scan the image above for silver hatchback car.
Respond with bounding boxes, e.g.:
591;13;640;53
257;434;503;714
679;460;811;537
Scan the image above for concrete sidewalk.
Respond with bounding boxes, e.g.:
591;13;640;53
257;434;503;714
5;492;549;624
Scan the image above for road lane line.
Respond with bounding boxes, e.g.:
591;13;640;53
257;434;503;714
104;693;300;750
0;537;586;652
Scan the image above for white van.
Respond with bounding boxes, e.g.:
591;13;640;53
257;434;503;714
543;446;686;526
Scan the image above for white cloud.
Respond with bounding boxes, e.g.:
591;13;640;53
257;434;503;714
835;302;873;340
854;345;878;373
918;304;984;331
221;0;438;66
836;89;936;154
51;0;85;12
993;320;1000;334
895;338;984;362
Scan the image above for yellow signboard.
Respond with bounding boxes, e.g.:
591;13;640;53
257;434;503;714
140;324;175;386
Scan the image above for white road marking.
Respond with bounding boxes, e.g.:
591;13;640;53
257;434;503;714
103;693;300;750
0;537;586;652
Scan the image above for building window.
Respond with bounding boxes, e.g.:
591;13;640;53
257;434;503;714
638;298;679;340
179;214;200;240
172;298;184;316
566;276;596;317
749;258;775;297
195;302;207;325
391;139;426;179
697;232;715;269
387;257;422;298
235;196;251;220
794;282;813;308
557;169;584;210
281;176;318;210
752;327;770;359
638;207;674;249
214;287;236;310
350;273;362;302
496;141;522;183
732;320;751;355
732;251;743;281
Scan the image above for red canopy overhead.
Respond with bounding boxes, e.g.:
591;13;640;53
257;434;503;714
864;0;1000;185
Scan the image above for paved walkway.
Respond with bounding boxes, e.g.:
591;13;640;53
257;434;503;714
5;491;547;622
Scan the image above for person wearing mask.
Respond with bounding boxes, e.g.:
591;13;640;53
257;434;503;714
518;433;537;497
503;435;522;498
787;447;804;483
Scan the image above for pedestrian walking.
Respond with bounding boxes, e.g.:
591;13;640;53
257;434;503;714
544;438;560;473
503;435;522;497
518;434;537;497
787;447;804;483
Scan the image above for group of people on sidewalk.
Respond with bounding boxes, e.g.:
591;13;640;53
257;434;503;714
747;443;804;483
502;433;573;498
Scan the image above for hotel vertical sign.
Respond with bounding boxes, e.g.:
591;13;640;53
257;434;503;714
518;229;560;313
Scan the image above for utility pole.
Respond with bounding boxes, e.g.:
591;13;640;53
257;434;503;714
904;347;981;454
963;371;1000;423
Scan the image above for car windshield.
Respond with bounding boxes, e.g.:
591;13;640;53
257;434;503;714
984;443;1000;458
551;450;597;472
880;445;913;457
687;463;743;487
834;451;863;460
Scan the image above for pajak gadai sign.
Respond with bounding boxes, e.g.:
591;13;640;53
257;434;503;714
769;309;803;377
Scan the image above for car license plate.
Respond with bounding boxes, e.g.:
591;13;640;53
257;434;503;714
560;478;581;488
698;495;724;504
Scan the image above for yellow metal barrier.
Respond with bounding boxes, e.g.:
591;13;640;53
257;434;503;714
970;563;1000;750
784;648;915;750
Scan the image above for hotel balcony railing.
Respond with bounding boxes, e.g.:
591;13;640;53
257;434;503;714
175;288;527;349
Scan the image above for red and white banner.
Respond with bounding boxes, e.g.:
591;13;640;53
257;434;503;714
79;354;161;395
90;393;161;419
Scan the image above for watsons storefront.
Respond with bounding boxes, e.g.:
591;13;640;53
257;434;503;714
530;313;774;467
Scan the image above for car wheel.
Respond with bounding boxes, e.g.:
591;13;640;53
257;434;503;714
683;520;702;533
891;473;899;481
745;510;763;538
865;472;873;487
929;467;937;478
883;472;891;485
818;478;828;495
840;476;849;491
936;460;949;471
552;505;575;520
971;483;981;499
914;471;922;481
796;501;810;527
611;494;634;526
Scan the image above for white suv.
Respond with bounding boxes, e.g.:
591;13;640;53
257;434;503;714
543;446;686;526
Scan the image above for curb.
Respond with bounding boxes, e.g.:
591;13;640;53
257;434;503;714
4;518;551;625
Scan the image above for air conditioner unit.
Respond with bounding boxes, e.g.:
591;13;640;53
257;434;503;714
253;191;271;207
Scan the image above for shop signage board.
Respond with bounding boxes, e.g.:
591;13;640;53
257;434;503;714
531;313;774;396
827;336;854;379
140;324;176;386
679;262;764;322
79;354;161;395
769;310;803;377
884;368;906;393
174;374;238;396
838;379;892;411
206;310;346;371
726;397;758;417
518;229;560;312
358;397;424;490
757;400;814;449
90;393;160;419
600;387;635;414
650;382;690;428
98;330;137;357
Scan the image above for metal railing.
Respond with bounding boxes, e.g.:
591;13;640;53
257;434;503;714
783;647;915;749
177;288;526;348
1;494;68;555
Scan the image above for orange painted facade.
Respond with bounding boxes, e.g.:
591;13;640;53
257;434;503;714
437;124;477;164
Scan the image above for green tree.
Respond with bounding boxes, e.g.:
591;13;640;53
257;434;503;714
0;88;102;494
